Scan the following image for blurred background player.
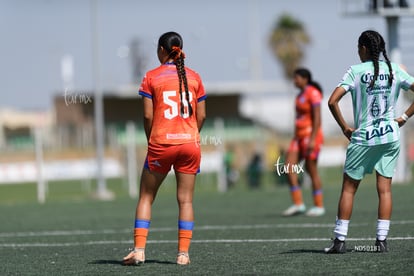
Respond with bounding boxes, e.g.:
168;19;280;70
123;31;206;265
325;30;414;253
247;152;263;189
282;68;325;217
224;145;239;189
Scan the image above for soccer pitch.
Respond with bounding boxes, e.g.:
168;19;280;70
0;170;413;275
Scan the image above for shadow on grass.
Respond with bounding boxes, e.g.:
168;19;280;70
280;249;328;254
89;259;176;265
260;213;306;219
280;249;354;254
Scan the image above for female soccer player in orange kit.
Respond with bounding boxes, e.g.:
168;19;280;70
123;31;206;265
282;68;325;217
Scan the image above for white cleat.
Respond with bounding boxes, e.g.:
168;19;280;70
282;204;306;216
306;206;325;217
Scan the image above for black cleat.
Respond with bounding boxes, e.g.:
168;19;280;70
324;238;346;254
375;239;388;253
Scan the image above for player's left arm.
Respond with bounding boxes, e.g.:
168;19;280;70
195;75;207;132
309;103;321;150
196;99;206;131
396;82;414;127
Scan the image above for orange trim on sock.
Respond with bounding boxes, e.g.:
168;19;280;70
134;228;149;249
291;188;303;205
313;193;323;207
178;229;192;253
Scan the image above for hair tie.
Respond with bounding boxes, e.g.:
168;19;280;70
171;46;185;60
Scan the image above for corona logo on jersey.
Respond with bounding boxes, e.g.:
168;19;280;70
360;72;391;84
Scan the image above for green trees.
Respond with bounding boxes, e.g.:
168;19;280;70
269;13;310;79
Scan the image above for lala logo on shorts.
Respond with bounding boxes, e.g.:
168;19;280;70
365;124;394;140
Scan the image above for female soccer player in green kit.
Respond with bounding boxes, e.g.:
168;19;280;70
325;30;414;253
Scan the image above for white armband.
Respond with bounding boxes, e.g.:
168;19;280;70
401;113;409;121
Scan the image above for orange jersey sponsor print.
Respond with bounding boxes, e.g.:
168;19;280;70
139;63;206;145
295;85;322;138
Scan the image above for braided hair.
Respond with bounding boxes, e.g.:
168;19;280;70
158;32;193;118
358;30;394;88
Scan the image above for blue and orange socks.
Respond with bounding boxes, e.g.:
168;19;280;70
290;186;304;206
134;219;150;249
134;219;195;252
178;220;194;253
377;219;390;241
313;189;324;208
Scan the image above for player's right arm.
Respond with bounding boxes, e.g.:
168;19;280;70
143;96;153;141
328;86;354;140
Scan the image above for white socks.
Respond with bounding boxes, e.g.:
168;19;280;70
377;219;390;241
333;218;390;241
334;218;349;241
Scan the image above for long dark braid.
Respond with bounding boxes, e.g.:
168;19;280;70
171;47;193;117
359;30;394;88
378;33;394;86
158;32;193;118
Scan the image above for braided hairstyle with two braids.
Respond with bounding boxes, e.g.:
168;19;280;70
358;30;394;88
158;32;193;118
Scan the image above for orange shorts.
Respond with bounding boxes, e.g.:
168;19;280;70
288;131;323;160
144;142;201;174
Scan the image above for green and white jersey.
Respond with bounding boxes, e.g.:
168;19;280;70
338;61;414;146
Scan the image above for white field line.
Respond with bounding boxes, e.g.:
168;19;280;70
1;220;413;238
1;237;414;248
1;221;413;248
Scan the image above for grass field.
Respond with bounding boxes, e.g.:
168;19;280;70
0;168;413;275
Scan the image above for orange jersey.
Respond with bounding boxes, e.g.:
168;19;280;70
295;85;322;138
139;63;206;145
